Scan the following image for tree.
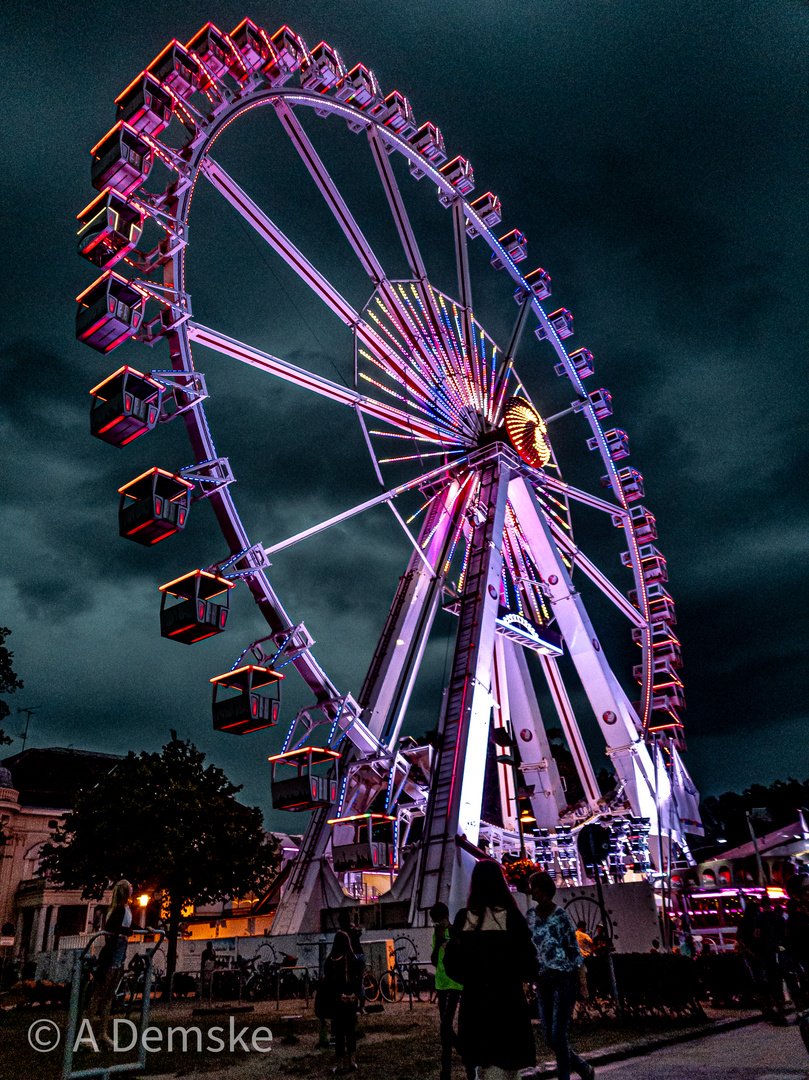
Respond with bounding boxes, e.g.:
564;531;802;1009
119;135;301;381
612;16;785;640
41;733;282;987
700;777;809;849
0;626;24;742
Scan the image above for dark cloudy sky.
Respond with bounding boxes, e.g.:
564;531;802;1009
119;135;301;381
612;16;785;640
2;0;807;830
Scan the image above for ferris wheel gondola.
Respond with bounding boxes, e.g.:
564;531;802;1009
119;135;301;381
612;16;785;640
76;17;700;932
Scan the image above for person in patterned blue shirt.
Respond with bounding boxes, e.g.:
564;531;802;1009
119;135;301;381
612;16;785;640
527;871;595;1080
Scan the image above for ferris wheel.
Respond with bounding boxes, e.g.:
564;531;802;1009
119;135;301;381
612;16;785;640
76;19;700;932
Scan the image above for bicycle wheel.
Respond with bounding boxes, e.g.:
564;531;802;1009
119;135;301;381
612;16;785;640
362;970;380;1002
379;971;401;1003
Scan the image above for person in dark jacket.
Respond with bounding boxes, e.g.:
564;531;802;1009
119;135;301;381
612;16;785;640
753;894;787;1024
337;909;365;1010
528;872;595;1080
444;860;536;1080
323;924;363;1074
785;874;809;1008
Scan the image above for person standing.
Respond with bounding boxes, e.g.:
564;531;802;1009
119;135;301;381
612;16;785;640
528;872;595;1080
574;921;594;959
753;894;787;1024
337;910;365;1010
444;860;536;1080
574;921;593;1003
323;923;362;1074
785;875;809;1008
200;942;216;1000
430;902;471;1080
89;879;132;1048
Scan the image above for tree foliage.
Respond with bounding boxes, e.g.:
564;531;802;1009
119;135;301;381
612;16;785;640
0;626;24;734
41;733;282;981
701;777;809;848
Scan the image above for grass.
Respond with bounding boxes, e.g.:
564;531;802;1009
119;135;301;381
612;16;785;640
0;994;748;1080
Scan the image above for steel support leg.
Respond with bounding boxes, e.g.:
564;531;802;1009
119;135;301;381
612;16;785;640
416;454;511;913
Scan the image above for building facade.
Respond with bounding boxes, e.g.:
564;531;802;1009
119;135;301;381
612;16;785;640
0;749;122;968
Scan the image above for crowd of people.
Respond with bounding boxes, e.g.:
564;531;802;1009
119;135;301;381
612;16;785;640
314;863;809;1077
735;874;809;1024
317;861;598;1078
89;861;808;1075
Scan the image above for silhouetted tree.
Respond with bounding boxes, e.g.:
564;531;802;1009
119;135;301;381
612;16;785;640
701;778;809;848
41;733;282;987
0;626;23;740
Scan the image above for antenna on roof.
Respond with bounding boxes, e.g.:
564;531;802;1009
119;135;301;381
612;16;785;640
16;707;38;753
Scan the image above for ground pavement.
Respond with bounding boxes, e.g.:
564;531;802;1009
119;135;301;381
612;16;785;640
590;1021;808;1079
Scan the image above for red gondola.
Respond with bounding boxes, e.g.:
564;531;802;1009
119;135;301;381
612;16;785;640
269;747;339;810
328;813;396;872
118;468;193;545
90;122;153;196
115;73;174;136
76;271;145;354
159;570;233;644
77;188;144;270
89;366;162;446
211;665;283;735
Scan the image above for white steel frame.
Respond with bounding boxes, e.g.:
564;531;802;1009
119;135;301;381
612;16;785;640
80;26;699;931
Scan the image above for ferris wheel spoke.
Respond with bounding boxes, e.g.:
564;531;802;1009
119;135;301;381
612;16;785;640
200;157;452;413
185;321;455;443
262;454;470;559
366;126;465;372
450;200;481;409
366;125;429;281
546;517;647;629
273;98;389;285
272;98;458;398
542;474;629;519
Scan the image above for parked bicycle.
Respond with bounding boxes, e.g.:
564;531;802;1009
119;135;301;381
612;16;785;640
113;941;167;1013
242;944;305;1000
378;935;432;1002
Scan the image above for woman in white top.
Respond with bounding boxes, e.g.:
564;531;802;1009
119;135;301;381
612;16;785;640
90;879;132;1046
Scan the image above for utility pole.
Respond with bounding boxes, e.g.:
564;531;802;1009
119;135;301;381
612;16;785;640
578;823;621;1019
745;810;767;886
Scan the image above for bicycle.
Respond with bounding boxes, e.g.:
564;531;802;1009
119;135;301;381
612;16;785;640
114;945;167;1013
378;936;432;1002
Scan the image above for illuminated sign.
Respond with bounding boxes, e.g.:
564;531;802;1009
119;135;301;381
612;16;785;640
495;606;563;655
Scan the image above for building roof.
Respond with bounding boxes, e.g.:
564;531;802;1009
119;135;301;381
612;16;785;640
1;747;122;809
